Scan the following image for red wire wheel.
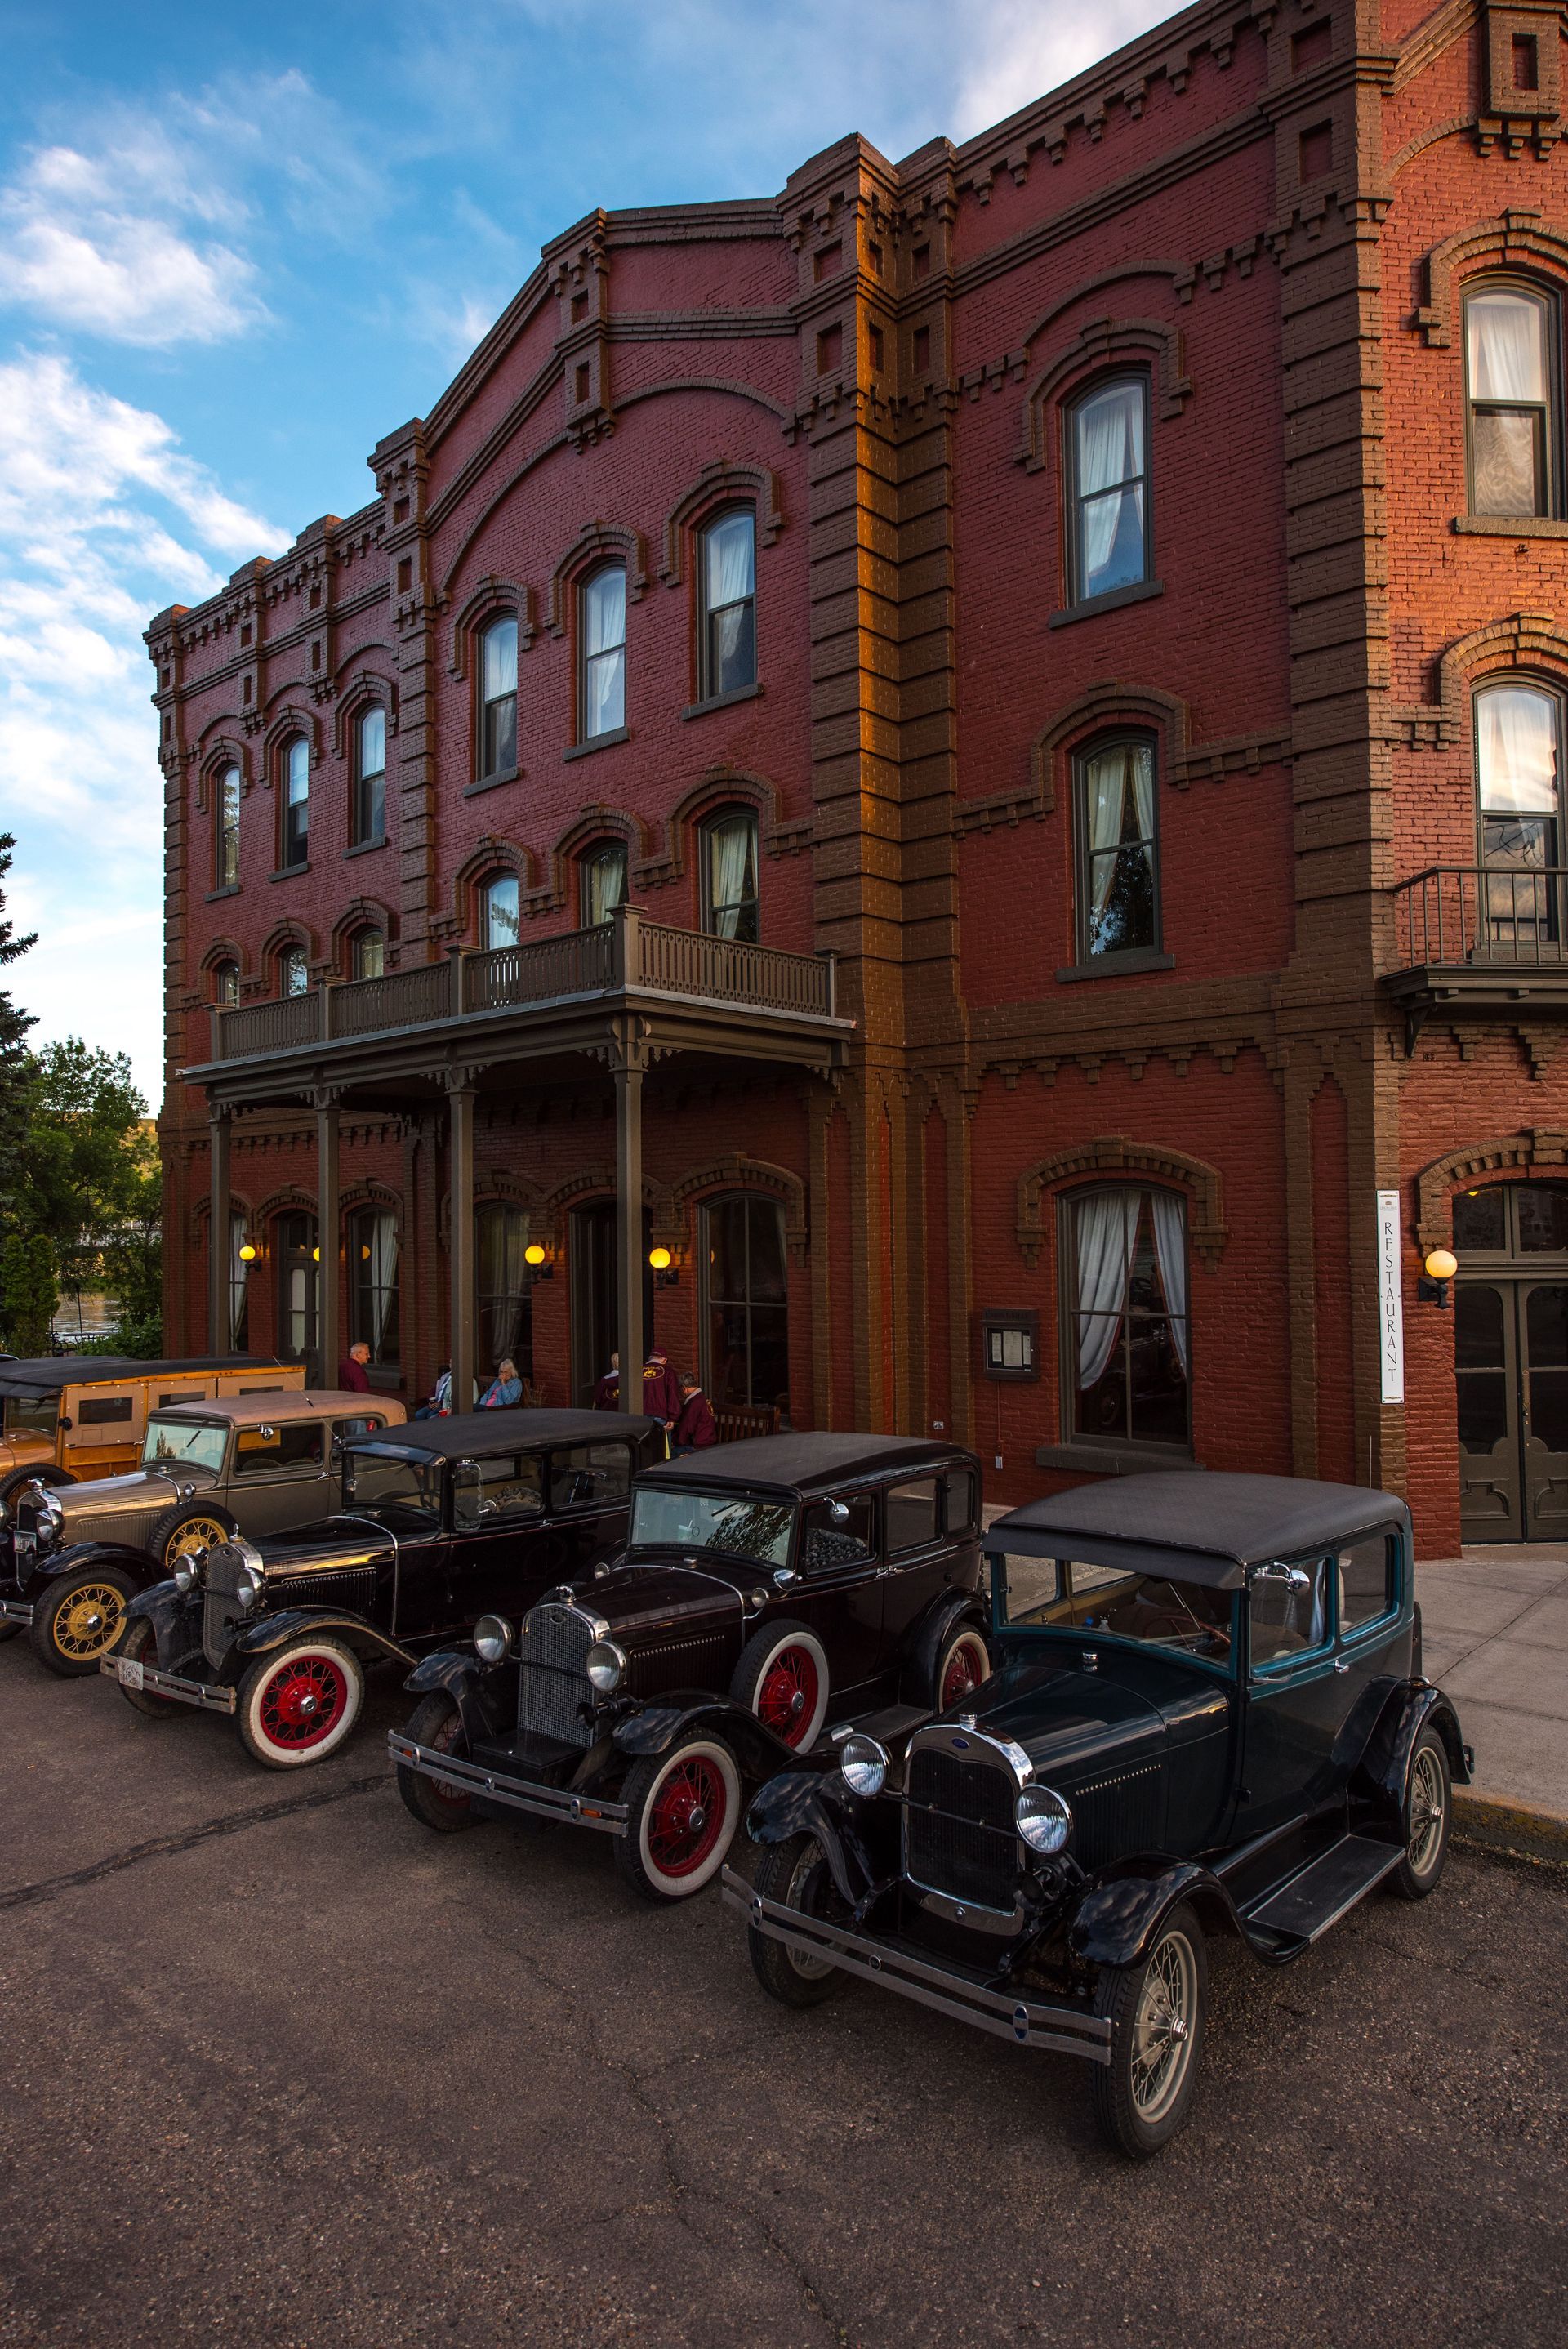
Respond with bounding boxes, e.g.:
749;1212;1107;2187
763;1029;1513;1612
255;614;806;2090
617;1734;742;1901
645;1751;728;1879
938;1626;991;1711
238;1637;363;1768
757;1644;822;1749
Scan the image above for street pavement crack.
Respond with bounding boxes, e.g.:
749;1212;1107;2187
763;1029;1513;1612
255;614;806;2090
0;1771;385;1911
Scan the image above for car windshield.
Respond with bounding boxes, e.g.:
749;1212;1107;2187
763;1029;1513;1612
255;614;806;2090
143;1416;227;1474
4;1395;58;1441
629;1487;795;1567
996;1554;1235;1665
340;1451;443;1526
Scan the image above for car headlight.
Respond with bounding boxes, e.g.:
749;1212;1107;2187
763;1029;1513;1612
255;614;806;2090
234;1567;263;1612
1015;1783;1072;1855
839;1732;889;1799
27;1485;63;1552
172;1556;198;1594
586;1638;626;1692
474;1614;513;1665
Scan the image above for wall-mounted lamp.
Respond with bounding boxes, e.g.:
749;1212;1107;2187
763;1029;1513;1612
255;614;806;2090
1419;1247;1458;1308
648;1246;679;1288
238;1242;258;1264
523;1241;554;1281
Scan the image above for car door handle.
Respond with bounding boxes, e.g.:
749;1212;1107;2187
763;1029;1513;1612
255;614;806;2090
1333;1659;1350;1674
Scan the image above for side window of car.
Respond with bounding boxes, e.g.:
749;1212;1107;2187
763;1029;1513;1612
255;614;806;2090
1068;1559;1139;1627
885;1478;939;1553
942;1469;977;1538
470;1451;545;1520
998;1553;1066;1624
550;1444;630;1512
334;1415;385;1444
233;1423;327;1476
1338;1535;1395;1634
1250;1558;1330;1669
800;1493;876;1571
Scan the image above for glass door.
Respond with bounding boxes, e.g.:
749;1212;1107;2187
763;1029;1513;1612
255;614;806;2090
1455;1282;1521;1540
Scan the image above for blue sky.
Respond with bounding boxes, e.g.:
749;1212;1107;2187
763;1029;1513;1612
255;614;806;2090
0;0;1168;1104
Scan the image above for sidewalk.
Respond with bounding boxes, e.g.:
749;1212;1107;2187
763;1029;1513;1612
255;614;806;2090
1416;1546;1568;1856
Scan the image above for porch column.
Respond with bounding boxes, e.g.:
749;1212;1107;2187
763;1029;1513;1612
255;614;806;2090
448;1076;476;1415
315;1090;341;1385
207;1105;231;1352
612;1018;646;1414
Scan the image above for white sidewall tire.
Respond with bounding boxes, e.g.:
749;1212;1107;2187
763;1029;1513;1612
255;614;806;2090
635;1736;742;1898
743;1628;831;1749
238;1638;363;1769
935;1625;991;1711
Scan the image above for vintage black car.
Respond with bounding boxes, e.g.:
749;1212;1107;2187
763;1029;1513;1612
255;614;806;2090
101;1410;664;1768
724;1471;1472;2159
389;1433;990;1902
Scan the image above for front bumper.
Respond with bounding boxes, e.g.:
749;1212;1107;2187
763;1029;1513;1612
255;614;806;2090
719;1866;1112;2065
100;1653;237;1715
387;1732;628;1834
0;1598;33;1628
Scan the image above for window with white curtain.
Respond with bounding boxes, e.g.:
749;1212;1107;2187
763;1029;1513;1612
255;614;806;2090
476;1202;532;1382
1065;1185;1189;1449
701;808;760;943
352;929;385;980
350;1209;399;1366
216;764;241;889
281;736;310;868
699;508;756;698
212;959;239;1006
229;1210;250;1350
1067;374;1150;604
480;873;520;951
479;617;519;776
1465;283;1557;519
279;946;308;996
583;840;627;926
1076;735;1159;961
1476;680;1563;950
580;567;626;739
354;706;386;844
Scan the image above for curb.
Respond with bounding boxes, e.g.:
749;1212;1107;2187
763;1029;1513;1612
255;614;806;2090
1453;1790;1568;1871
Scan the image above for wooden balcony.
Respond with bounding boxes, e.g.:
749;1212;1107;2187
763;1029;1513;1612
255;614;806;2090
1384;866;1568;1052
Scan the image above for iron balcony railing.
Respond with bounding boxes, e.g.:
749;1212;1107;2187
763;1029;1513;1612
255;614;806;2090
209;908;839;1064
1390;865;1568;971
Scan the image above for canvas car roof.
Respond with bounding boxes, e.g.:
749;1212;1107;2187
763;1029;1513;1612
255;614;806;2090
0;1355;284;1399
345;1407;663;1461
149;1390;408;1428
983;1471;1409;1590
639;1429;974;1500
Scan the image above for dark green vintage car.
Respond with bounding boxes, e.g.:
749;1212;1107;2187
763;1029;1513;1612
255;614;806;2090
725;1471;1472;2159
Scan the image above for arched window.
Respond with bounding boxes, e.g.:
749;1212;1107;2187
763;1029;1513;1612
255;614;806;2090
1062;1184;1190;1452
275;1210;318;1363
480;873;520;951
1066;373;1150;605
698;507;756;699
1075;734;1160;963
580;566;626;739
281;736;310;869
215;764;240;889
1464;281;1558;519
354;706;386;845
351;929;385;981
1475;680;1563;951
702;1193;788;1412
476;1202;533;1384
350;1208;399;1368
700;807;759;943
479;617;518;778
212;959;239;1006
582;840;627;927
279;945;309;996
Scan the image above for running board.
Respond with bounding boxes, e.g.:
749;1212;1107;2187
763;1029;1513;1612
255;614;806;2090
1242;1834;1402;1944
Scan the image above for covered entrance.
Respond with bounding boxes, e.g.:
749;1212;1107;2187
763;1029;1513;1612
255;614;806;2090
570;1201;653;1405
1454;1180;1568;1540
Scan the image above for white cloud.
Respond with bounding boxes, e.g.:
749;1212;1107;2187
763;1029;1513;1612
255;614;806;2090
951;2;1175;139
0;353;283;1100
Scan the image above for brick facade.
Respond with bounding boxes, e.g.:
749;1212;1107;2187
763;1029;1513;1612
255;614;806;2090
150;0;1568;1553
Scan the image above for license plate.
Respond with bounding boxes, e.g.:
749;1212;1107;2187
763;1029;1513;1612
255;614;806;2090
117;1657;145;1691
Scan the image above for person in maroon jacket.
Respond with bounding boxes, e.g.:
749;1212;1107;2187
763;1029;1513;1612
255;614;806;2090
673;1375;718;1454
337;1340;372;1393
640;1346;682;1425
592;1353;621;1411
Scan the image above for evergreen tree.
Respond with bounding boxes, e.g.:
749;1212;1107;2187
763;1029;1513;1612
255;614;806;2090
0;1231;56;1357
0;834;37;1219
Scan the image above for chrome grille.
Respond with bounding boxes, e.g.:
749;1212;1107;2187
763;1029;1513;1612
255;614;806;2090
1070;1762;1165;1868
202;1544;252;1667
905;1740;1018;1912
516;1604;595;1748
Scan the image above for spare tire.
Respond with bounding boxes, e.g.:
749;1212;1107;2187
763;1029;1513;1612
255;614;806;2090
147;1500;238;1574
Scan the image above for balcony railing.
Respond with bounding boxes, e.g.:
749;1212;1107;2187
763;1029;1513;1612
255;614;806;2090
1391;865;1568;970
209;910;838;1064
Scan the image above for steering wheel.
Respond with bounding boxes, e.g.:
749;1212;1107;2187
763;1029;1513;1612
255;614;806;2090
1140;1606;1231;1655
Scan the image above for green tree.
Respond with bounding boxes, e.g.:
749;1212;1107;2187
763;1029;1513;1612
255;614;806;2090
0;833;38;1218
0;1231;56;1357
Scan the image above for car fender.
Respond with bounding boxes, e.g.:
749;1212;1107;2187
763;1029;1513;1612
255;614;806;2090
1067;1856;1243;1970
1357;1680;1472;1819
744;1765;892;1909
402;1647;515;1746
31;1540;161;1595
121;1578;205;1668
903;1590;991;1708
612;1694;797;1780
230;1608;416;1671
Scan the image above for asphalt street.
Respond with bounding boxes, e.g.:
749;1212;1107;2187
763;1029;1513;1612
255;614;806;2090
1;1644;1563;2349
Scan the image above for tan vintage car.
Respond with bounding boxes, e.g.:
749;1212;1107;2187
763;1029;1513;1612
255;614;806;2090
0;1354;301;1510
0;1388;403;1676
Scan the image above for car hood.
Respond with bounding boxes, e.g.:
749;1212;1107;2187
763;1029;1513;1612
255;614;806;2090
55;1467;186;1520
240;1513;399;1571
957;1658;1210;1782
568;1554;756;1638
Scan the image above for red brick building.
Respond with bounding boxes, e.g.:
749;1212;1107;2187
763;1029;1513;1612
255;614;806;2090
150;0;1568;1552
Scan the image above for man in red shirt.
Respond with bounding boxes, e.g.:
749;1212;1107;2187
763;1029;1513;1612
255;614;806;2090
592;1353;621;1411
673;1375;717;1454
641;1347;682;1425
337;1340;372;1393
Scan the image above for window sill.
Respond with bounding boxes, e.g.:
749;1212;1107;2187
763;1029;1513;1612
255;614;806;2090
1049;578;1164;630
270;861;310;882
683;680;761;720
564;727;630;762
1056;948;1175;983
344;835;388;859
205;883;240;903
1452;515;1568;539
1034;1440;1201;1476
463;767;519;799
